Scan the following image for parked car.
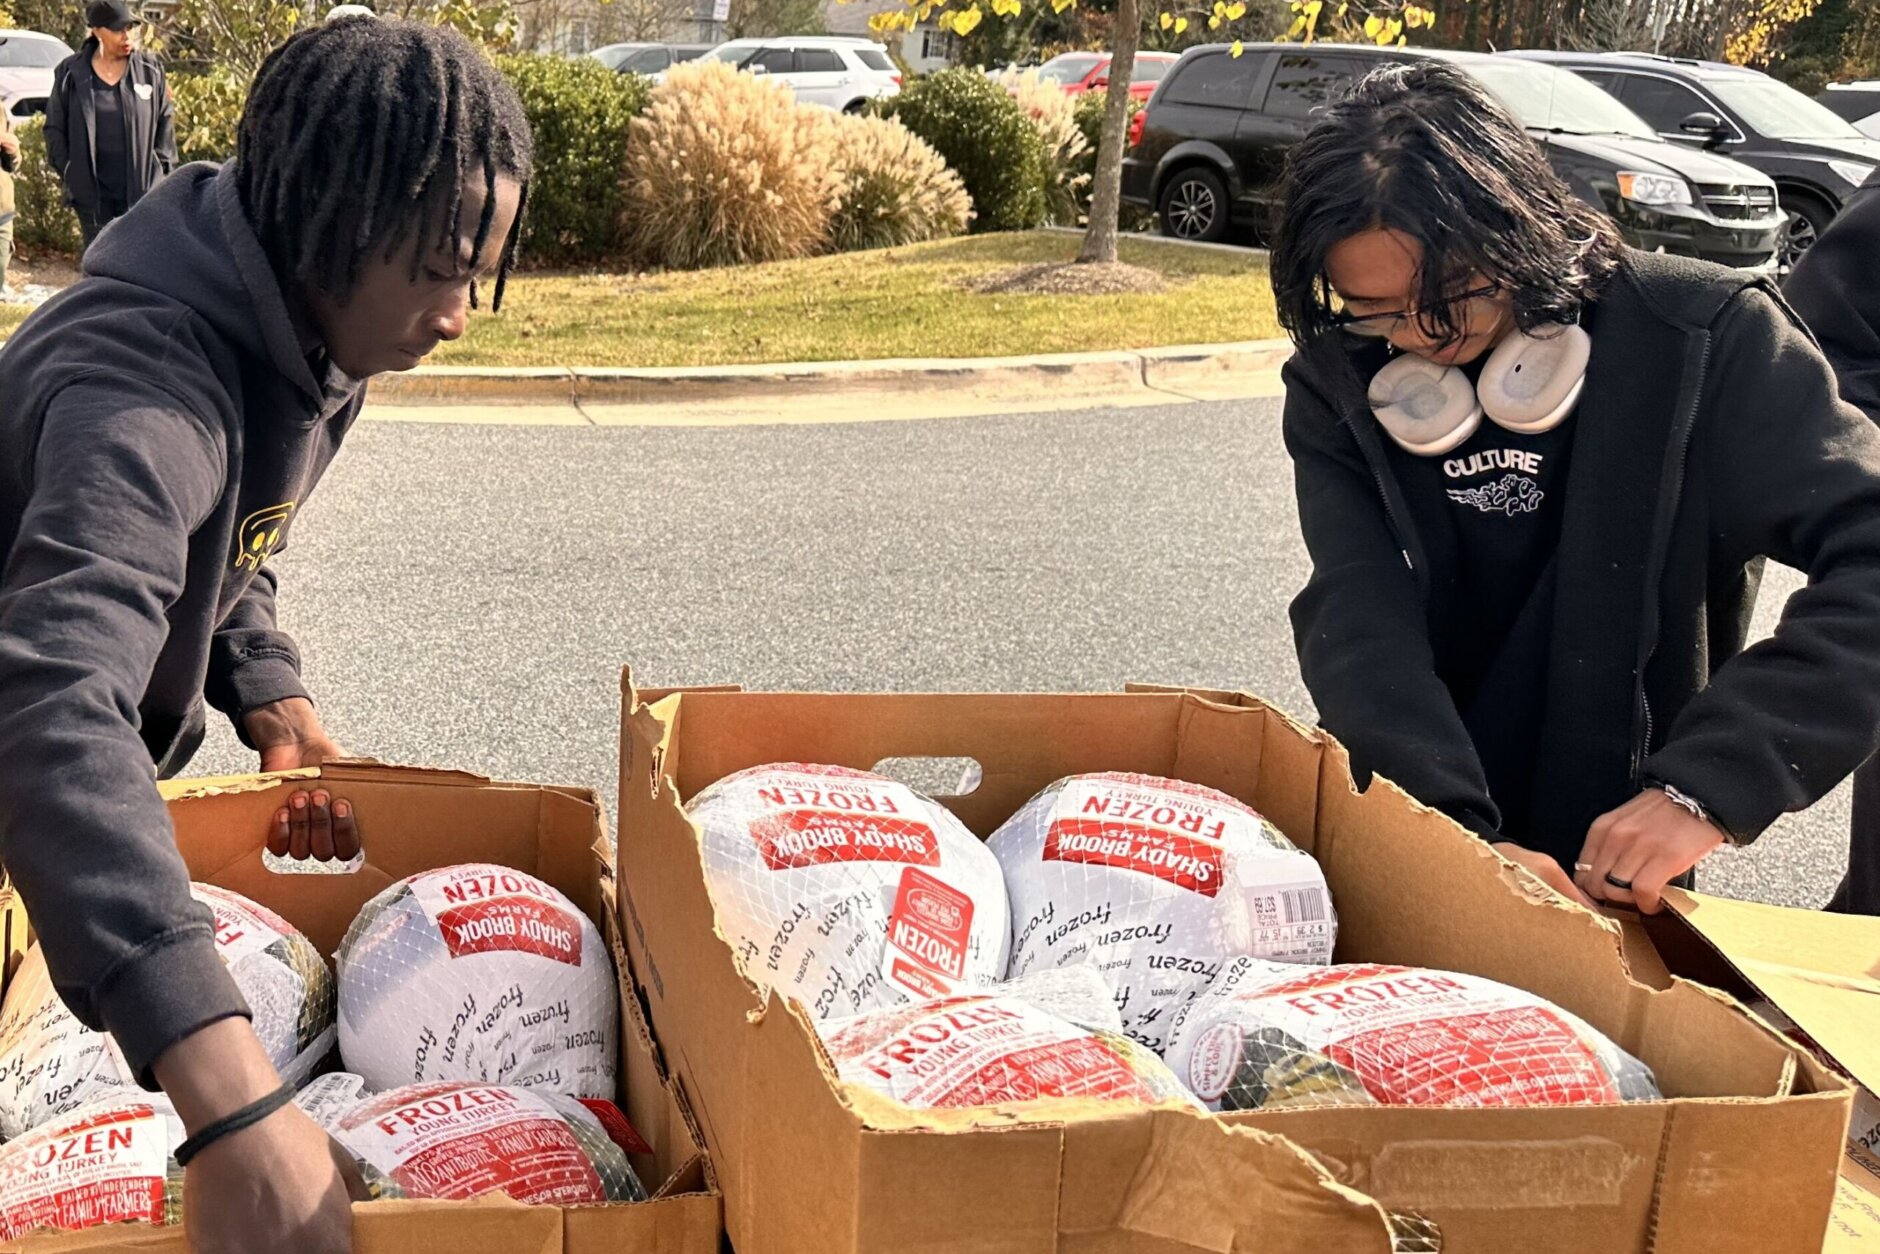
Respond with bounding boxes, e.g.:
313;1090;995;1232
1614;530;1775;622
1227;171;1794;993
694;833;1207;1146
587;42;713;79
702;36;901;111
1511;51;1880;264
1123;43;1784;273
1033;50;1179;102
1820;81;1880;140
0;29;71;125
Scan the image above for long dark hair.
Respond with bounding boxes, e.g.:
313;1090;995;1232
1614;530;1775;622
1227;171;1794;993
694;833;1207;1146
1270;59;1624;348
234;17;534;311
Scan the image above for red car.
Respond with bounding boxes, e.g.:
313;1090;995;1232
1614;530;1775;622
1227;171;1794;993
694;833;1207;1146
1035;50;1178;102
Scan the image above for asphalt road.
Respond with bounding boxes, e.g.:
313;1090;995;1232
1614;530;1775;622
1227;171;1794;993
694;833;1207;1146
186;396;1847;909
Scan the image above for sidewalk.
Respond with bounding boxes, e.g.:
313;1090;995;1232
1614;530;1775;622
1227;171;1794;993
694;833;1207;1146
361;339;1294;426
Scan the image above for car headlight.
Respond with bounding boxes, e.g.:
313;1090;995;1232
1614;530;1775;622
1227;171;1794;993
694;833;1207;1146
1828;159;1877;189
1617;171;1693;207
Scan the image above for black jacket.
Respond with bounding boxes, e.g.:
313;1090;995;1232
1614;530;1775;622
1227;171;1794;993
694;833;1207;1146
1785;173;1880;421
1285;251;1880;868
0;163;364;1081
44;41;176;218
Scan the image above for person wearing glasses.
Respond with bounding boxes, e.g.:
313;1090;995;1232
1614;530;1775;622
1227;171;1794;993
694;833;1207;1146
1271;62;1880;915
45;0;176;253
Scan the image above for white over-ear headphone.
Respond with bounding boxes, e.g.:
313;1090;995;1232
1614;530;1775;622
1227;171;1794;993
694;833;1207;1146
1366;324;1592;457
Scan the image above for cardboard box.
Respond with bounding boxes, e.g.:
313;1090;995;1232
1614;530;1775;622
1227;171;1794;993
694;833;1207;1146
615;678;1853;1254
0;763;722;1254
1638;893;1880;1252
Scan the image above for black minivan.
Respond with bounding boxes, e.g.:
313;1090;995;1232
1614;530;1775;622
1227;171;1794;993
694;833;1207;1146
1122;43;1785;272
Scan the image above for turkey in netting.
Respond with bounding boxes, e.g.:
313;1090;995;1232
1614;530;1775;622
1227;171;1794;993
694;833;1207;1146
336;864;615;1096
325;1080;648;1204
0;883;335;1138
988;773;1334;1053
1164;957;1662;1111
0;1094;186;1238
690;764;1010;1021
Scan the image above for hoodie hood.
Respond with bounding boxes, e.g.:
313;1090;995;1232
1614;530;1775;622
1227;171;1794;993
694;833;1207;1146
82;162;327;408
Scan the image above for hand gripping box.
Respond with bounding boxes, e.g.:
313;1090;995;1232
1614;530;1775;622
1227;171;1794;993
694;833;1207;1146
0;762;722;1254
615;677;1852;1254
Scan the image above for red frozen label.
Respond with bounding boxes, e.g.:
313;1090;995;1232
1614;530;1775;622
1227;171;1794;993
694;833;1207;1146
944;1036;1161;1106
749;810;941;870
1042;819;1225;896
434;898;584;966
346;1084;607;1205
0;1104;169;1239
885;867;973;979
1327;1006;1618;1106
575;1100;652;1156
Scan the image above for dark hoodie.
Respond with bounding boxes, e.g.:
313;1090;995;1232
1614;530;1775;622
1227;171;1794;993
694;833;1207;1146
1285;252;1880;871
0;163;363;1081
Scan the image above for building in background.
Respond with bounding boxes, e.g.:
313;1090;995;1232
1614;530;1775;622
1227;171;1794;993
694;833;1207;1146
823;0;954;72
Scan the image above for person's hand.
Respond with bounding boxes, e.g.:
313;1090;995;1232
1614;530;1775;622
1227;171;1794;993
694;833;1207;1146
246;698;361;861
1492;841;1596;908
154;1019;354;1254
1577;789;1725;914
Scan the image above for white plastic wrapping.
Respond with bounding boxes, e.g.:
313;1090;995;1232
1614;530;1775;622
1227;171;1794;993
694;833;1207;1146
690;764;1011;1021
988;773;1334;1052
336;864;616;1097
0;884;335;1138
1164;957;1663;1111
0;1094;186;1238
327;1081;648;1204
820;988;1197;1111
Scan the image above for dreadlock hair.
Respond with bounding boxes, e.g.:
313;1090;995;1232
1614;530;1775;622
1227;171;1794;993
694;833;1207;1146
1270;59;1626;349
234;17;534;312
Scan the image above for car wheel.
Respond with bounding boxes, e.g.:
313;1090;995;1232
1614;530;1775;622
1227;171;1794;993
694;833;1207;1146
842;99;867;114
1158;167;1230;243
1779;189;1834;268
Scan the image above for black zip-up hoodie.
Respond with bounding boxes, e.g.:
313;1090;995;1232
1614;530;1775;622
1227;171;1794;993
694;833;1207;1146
0;162;363;1081
1285;251;1880;869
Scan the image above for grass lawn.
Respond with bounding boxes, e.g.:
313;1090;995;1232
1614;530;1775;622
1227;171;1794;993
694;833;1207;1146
0;232;1282;367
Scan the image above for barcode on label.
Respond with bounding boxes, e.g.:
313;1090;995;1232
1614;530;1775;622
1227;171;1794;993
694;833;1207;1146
1281;890;1326;924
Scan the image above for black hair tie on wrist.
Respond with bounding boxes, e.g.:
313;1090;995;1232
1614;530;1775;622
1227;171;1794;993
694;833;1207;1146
173;1082;296;1167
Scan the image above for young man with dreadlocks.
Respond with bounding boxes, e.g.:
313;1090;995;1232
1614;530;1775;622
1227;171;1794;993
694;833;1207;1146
0;16;530;1250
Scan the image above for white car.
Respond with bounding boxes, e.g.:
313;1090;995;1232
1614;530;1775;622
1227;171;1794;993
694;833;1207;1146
702;36;900;112
0;29;71;125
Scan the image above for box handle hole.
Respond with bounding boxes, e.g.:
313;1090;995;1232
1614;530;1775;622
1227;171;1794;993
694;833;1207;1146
871;757;984;798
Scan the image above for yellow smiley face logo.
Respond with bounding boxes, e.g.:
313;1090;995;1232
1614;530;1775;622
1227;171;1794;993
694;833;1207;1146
235;502;296;572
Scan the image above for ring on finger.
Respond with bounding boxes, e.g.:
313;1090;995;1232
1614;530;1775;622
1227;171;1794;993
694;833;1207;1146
1604;872;1634;891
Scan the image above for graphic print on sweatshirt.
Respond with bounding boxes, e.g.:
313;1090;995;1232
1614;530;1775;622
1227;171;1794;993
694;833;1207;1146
1441;448;1546;518
235;502;295;572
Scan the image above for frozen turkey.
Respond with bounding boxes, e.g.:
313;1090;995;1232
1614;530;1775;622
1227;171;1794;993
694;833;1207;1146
336;864;615;1096
0;1094;186;1239
0;884;335;1138
988;772;1334;1053
1164;957;1662;1111
690;764;1011;1021
820;989;1197;1111
327;1081;648;1205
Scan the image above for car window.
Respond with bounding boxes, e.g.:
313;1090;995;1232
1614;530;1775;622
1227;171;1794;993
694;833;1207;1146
1708;77;1863;139
1039;53;1104;85
705;43;759;65
857;49;894;72
620;47;671;73
1615;74;1716;132
1468;59;1657;138
747;47;797;74
1163;51;1259;109
1132;58;1173;84
1263;54;1361;119
675;47;711;62
0;36;69;68
798;48;843;72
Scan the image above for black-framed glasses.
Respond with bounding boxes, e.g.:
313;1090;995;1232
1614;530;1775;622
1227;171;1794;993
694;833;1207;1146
1330;282;1502;339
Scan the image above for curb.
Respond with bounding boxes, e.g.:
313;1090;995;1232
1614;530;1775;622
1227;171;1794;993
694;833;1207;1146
367;339;1296;409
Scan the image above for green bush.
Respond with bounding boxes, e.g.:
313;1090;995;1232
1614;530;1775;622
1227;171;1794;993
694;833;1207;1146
169;71;247;166
1072;91;1152;231
884;68;1048;234
12;120;81;258
498;53;649;267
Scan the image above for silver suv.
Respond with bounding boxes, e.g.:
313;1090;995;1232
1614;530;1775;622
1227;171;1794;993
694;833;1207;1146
702;36;901;112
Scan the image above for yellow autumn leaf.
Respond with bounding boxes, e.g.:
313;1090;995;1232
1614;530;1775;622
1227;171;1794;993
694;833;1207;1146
1174;15;1189;31
1227;2;1247;17
1160;9;1174;26
1403;6;1418;24
1286;14;1307;34
1363;12;1382;34
1396;31;1407;43
1209;14;1222;27
1230;37;1244;54
1214;0;1226;14
1303;0;1322;16
1051;0;1073;11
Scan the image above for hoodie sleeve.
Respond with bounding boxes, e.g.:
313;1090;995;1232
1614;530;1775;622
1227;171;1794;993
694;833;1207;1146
204;564;312;748
1283;359;1503;841
1643;289;1880;841
0;382;251;1083
1784;185;1880;422
43;62;69;186
151;63;177;176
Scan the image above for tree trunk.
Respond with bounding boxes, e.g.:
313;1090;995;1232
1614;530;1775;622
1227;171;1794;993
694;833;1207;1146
1077;0;1138;266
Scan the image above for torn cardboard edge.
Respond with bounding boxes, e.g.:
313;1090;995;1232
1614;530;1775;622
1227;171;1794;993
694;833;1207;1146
2;766;722;1254
614;672;1853;1254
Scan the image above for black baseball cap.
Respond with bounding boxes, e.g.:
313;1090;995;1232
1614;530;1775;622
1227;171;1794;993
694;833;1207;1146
85;0;139;30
